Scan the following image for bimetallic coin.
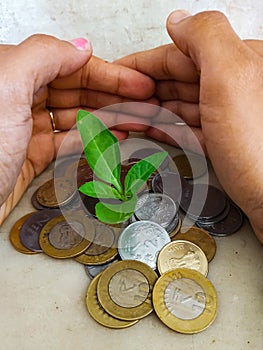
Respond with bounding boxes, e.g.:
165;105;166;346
97;260;158;321
172;153;208;179
19;209;61;252
172;226;216;262
86;273;139;329
36;177;76;208
152;268;217;334
9;213;39;255
84;258;120;279
180;184;227;221
134;193;177;231
75;223;119;265
39;212;95;259
157;240;208;276
118;221;171;270
196;202;244;236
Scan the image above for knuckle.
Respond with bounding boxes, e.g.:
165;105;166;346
26;34;59;50
193;10;229;30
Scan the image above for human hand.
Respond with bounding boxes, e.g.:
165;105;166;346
0;34;155;222
116;10;263;243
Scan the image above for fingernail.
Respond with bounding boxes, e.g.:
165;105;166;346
69;38;92;51
168;10;191;24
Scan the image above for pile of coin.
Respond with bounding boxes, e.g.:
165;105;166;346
85;221;218;333
9;150;244;334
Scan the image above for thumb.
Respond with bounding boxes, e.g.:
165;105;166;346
2;34;92;94
166;10;245;72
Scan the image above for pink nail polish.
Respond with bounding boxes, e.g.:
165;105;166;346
70;38;92;51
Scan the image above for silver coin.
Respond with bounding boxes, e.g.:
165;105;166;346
118;221;171;269
164;277;206;320
134;193;177;230
108;269;150;308
48;221;84;250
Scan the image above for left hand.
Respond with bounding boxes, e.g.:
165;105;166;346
0;34;155;214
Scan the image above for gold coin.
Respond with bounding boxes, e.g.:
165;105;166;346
75;223;120;265
9;213;40;255
39;211;95;259
86;273;139;329
169;217;182;239
157;240;208;276
172;153;208;179
97;260;158;321
152;268;217;334
172;226;216;262
36;177;76;208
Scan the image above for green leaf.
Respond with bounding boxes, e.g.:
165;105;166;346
124;151;168;195
95;194;138;224
76;110;122;192
79;181;122;200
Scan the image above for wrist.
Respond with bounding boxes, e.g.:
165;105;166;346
0;159;35;226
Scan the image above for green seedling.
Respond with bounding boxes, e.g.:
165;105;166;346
76;110;168;224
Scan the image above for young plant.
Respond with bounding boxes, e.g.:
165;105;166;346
76;110;168;224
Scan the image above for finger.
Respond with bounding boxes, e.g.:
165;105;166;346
114;44;199;82
50;56;155;100
1;35;92;97
156;80;199;102
54;128;128;158
0;44;13;53
161;101;200;126
245;39;263;58
47;87;158;109
51;107;153;132
145;124;206;154
166;10;248;74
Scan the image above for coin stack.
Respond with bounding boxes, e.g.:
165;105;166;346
9;150;244;334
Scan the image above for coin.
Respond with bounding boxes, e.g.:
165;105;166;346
65;158;94;188
169;217;182;239
75;223;119;265
180;184;227;221
152;268;217;334
118;221;171;270
9;213;40;255
195;198;231;226
152;171;186;204
31;188;47;210
36;177;76;208
172;153;208;179
157;240;208;276
97;260;158;321
172;226;216;262
128;147;170;170
86;273;139;329
39;212;95;259
196;202;244;236
84;258;120;279
134;193;178;232
19;209;61;252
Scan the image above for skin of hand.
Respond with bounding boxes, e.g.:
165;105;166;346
115;10;263;244
0;34;155;223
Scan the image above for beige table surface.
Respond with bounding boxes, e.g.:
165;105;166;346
1;139;262;350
